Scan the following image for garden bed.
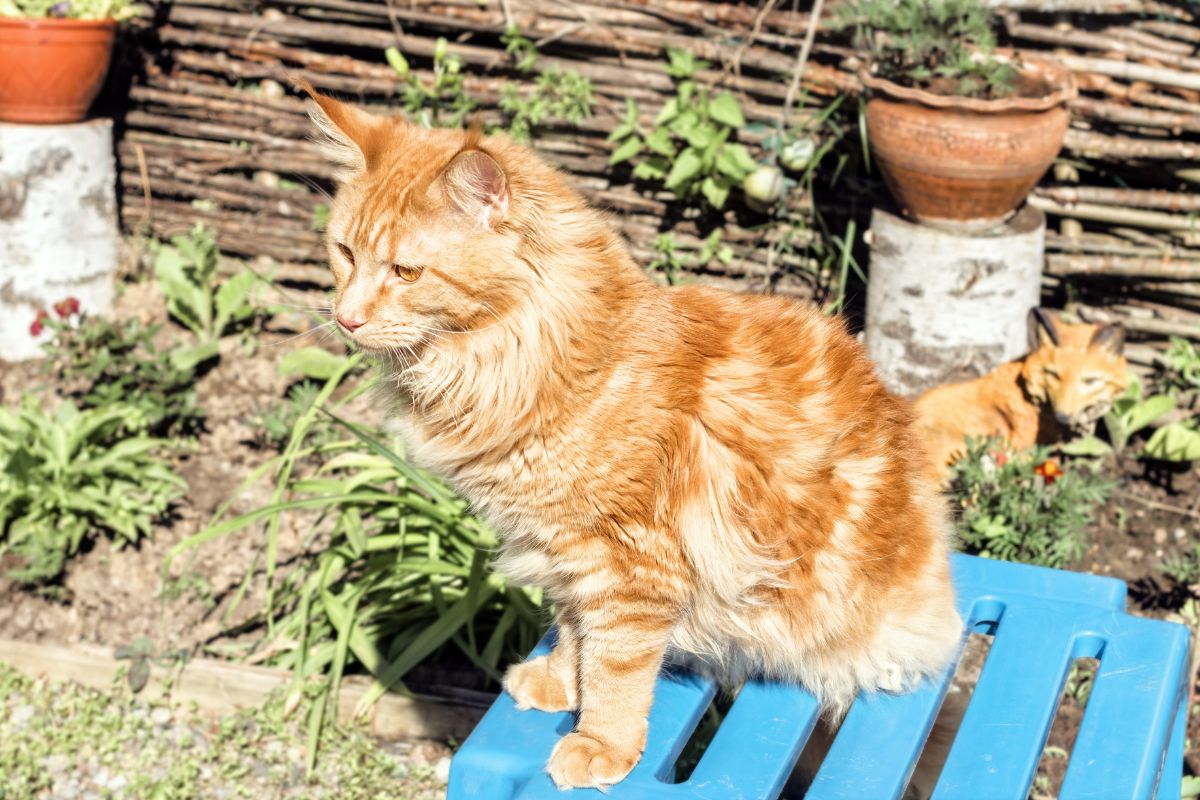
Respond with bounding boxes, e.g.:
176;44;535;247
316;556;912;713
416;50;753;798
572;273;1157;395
2;254;1198;792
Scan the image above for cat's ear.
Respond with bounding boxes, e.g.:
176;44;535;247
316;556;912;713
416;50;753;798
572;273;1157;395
1090;323;1125;356
439;149;510;229
298;79;382;175
1027;307;1060;351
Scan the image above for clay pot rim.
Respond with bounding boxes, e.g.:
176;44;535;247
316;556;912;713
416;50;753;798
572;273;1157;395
859;54;1077;113
0;16;118;29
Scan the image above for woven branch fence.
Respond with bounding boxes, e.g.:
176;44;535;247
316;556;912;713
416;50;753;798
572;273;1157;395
113;0;1200;362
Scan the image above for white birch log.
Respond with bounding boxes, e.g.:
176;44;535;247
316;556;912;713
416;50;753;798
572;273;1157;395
865;205;1046;397
0;120;119;361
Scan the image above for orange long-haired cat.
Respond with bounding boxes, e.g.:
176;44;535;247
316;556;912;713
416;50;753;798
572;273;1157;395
916;309;1128;482
304;85;961;790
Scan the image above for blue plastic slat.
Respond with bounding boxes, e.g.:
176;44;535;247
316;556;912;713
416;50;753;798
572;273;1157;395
806;670;954;800
950;553;1127;611
1154;691;1188;800
1060;616;1191;800
804;591;1017;800
687;679;820;800
449;688;574;800
932;609;1078;799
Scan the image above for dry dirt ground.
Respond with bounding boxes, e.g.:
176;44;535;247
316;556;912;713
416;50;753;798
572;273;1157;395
0;278;374;660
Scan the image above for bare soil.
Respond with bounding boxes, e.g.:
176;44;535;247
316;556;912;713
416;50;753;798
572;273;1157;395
0;279;368;662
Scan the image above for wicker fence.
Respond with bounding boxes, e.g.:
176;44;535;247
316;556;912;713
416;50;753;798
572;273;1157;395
114;0;1200;361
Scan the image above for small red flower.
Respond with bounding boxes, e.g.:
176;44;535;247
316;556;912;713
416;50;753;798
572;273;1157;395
29;309;50;337
1034;459;1064;485
989;448;1008;468
53;297;81;318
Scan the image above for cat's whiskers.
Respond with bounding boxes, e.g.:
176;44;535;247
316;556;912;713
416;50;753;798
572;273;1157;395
292;173;335;204
265;320;338;347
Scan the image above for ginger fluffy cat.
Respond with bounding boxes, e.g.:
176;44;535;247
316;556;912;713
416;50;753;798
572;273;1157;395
916;308;1128;482
304;85;961;790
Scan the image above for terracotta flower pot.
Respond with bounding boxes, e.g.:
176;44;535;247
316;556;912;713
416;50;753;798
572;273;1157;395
0;17;117;124
862;57;1076;230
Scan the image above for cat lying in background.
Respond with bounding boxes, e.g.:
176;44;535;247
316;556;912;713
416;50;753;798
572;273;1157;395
915;309;1128;482
302;83;962;790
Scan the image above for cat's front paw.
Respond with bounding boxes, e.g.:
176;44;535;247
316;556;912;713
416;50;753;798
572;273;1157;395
546;732;640;790
502;656;576;712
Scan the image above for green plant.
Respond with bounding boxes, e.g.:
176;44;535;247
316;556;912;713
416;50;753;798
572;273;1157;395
835;0;1017;99
41;311;204;437
646;230;733;286
745;92;868;309
0;397;185;584
1158;336;1200;395
1059;373;1196;461
501;21;538;73
249;381;333;453
387;38;477;128
1144;418;1200;462
1163;543;1200;586
1100;374;1175;455
165;360;542;732
0;0;136;20
153;224;262;359
113;637;191;693
500;64;595;144
608;49;758;210
948;438;1113;569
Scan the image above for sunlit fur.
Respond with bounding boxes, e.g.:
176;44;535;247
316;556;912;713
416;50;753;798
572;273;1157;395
915;310;1128;482
305;88;962;791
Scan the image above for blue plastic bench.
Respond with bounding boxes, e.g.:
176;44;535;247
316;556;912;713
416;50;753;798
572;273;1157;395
449;554;1191;799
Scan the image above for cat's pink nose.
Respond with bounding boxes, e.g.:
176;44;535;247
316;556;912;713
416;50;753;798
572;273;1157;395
337;313;365;332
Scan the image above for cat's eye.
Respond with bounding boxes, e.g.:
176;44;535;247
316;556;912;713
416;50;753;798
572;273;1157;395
1082;375;1104;386
393;263;423;283
336;243;355;265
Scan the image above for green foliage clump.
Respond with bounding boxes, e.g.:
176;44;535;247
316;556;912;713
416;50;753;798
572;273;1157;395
1144;418;1200;462
835;0;1017;99
609;48;757;210
0;397;185;585
42;313;204;437
647;230;733;286
153;224;263;358
249;380;331;452
948;438;1113;569
1102;374;1174;455
501;64;595;144
387;38;477;129
501;22;538;73
1162;543;1200;587
167;359;542;730
1064;373;1200;463
1158;336;1200;396
0;0;136;21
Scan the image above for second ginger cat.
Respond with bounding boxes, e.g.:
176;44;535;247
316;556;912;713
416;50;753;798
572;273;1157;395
916;308;1128;481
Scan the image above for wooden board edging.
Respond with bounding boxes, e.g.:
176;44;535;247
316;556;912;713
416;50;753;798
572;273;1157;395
0;637;485;742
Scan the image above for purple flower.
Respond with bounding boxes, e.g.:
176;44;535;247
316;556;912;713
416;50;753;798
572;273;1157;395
48;2;70;17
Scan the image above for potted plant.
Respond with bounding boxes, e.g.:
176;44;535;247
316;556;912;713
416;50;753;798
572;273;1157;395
0;0;136;124
838;0;1076;229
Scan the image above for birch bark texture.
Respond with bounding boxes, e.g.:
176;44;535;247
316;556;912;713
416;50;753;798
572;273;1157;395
0;119;118;361
865;205;1046;397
